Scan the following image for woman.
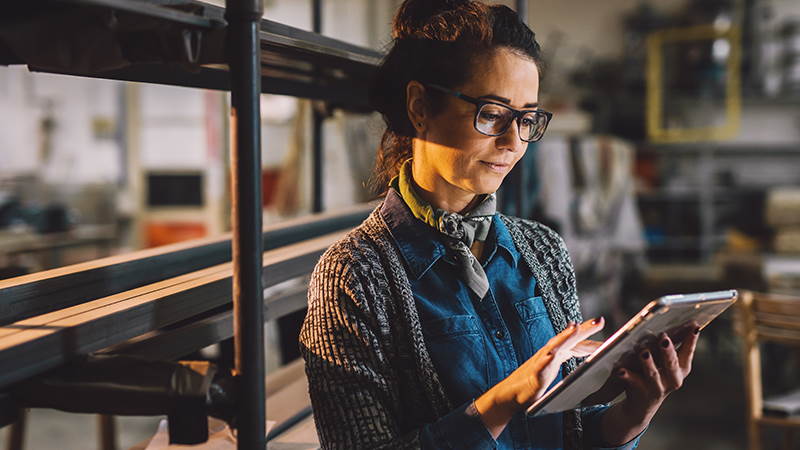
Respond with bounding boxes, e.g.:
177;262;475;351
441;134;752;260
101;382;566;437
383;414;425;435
300;1;699;448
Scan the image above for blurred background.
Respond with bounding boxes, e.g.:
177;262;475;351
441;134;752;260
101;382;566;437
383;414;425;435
1;0;799;448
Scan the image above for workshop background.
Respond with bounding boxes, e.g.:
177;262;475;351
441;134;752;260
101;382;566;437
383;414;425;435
1;0;799;449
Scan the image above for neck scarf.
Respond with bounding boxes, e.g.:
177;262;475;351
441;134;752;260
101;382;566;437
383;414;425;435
389;159;496;298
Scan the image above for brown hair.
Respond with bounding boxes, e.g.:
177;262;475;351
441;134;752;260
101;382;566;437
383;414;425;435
367;0;544;196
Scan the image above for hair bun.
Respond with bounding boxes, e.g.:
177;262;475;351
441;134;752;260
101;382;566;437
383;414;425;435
392;0;489;41
399;0;471;17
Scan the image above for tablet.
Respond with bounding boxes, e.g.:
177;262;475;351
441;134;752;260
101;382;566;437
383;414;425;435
526;289;738;417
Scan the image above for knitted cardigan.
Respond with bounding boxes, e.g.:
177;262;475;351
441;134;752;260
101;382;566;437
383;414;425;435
300;204;585;449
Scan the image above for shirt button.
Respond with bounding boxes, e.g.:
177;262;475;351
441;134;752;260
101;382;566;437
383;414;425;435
495;330;505;340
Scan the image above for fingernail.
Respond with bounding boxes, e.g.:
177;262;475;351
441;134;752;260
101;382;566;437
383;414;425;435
694;327;700;335
617;369;626;377
567;322;577;329
661;339;670;348
591;317;603;325
642;351;650;359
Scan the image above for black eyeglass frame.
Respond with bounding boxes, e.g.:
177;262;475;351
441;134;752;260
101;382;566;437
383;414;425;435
426;83;553;142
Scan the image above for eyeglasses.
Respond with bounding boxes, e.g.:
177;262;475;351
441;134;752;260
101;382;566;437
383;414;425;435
426;83;553;143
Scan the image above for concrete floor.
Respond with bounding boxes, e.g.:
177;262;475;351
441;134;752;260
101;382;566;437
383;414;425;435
0;412;161;450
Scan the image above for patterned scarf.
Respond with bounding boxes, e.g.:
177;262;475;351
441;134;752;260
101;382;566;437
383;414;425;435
389;159;497;299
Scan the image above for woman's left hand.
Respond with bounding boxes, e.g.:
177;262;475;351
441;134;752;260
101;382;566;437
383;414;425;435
616;324;700;423
598;324;700;447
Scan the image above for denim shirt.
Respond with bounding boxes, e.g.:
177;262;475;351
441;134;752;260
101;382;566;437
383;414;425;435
382;189;642;449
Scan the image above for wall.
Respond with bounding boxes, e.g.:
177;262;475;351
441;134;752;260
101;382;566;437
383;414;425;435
0;67;122;185
526;0;688;64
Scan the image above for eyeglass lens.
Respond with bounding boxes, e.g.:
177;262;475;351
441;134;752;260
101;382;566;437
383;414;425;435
476;103;548;142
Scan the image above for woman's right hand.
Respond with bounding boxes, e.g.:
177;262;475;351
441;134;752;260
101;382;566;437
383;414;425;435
475;318;606;439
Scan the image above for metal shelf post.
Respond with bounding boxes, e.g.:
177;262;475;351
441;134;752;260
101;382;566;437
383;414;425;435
226;0;266;448
516;0;528;21
505;0;529;217
311;0;324;213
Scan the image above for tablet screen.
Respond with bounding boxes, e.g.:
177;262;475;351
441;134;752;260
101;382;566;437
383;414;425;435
526;290;737;417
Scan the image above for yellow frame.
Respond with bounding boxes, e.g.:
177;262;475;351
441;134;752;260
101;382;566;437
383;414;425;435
646;25;742;143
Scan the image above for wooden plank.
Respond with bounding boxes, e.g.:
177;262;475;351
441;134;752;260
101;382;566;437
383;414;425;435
755;328;800;345
0;236;228;326
738;291;765;450
0;205;371;326
0;225;115;255
757;416;800;427
752;292;800;342
755;297;800;316
103;283;309;361
100;310;234;362
0;231;338;341
754;312;800;331
0;264;229;342
0;231;346;389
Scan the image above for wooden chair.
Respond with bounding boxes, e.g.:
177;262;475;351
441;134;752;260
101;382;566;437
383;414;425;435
736;290;800;450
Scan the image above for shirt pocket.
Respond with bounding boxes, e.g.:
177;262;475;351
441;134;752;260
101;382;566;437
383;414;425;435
514;296;556;352
421;315;489;403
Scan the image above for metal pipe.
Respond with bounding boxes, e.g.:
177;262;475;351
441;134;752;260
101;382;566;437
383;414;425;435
512;0;528;218
98;415;117;450
265;405;313;442
6;413;25;450
517;149;528;218
311;0;324;213
312;0;322;33
516;0;528;22
312;113;324;212
225;0;265;448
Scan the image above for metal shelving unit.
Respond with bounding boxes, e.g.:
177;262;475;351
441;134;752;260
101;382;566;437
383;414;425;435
0;1;381;448
1;1;381;108
641;142;800;262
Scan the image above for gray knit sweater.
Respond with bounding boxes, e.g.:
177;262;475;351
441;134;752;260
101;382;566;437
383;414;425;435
300;202;585;449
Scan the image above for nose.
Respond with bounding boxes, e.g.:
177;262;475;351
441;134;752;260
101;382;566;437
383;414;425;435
495;118;527;153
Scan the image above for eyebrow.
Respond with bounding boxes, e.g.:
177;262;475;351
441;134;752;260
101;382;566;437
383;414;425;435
478;94;539;109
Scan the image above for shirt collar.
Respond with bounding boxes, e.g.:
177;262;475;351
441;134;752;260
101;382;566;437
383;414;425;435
491;214;520;268
381;188;520;278
380;188;448;280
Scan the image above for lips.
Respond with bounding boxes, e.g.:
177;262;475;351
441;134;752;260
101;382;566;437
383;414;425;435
480;161;511;173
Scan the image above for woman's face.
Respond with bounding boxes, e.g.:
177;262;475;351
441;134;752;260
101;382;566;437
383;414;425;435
411;47;540;207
